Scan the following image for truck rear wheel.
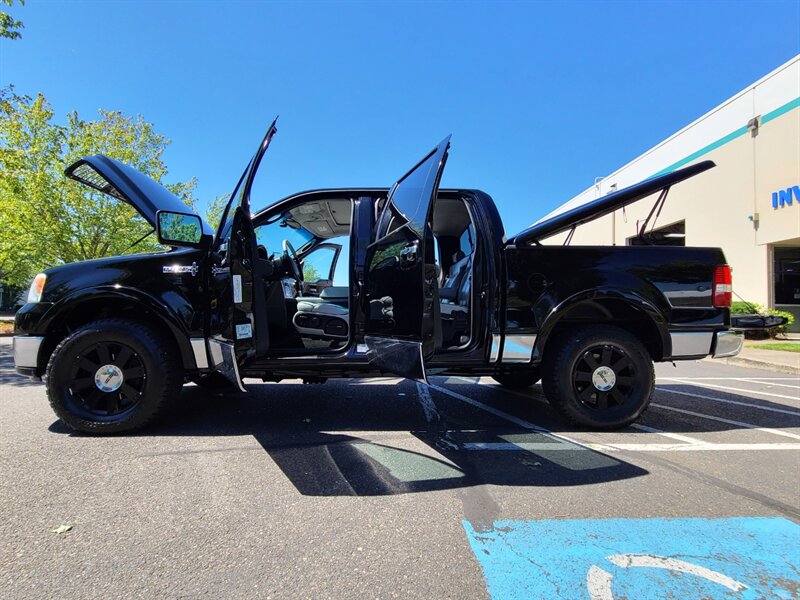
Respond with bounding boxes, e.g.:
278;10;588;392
492;368;541;389
541;325;654;429
45;319;183;434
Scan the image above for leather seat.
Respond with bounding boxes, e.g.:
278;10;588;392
293;286;349;339
440;251;471;306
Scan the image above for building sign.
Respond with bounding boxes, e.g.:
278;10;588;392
772;185;800;208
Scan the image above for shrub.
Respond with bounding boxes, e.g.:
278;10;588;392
731;300;763;315
731;300;794;338
769;310;795;338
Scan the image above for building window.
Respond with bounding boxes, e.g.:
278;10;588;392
627;220;685;246
774;246;800;306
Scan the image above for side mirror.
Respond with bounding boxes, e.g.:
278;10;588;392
156;211;210;249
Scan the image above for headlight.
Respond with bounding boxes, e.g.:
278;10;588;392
27;273;47;303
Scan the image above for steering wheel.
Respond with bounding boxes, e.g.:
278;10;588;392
282;239;303;285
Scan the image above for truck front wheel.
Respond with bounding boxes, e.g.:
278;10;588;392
45;319;183;434
542;325;654;429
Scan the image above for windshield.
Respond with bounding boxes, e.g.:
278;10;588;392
255;215;315;258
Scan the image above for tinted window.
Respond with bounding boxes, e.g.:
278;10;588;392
387;150;440;237
302;247;336;283
774;246;800;305
255;216;314;258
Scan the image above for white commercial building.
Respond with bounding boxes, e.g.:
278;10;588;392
540;56;800;331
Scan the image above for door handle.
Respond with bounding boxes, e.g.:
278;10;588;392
399;241;419;268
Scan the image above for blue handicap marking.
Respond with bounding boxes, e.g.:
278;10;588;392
463;517;800;599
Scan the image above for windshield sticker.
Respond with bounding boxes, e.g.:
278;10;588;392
232;275;243;303
235;323;252;339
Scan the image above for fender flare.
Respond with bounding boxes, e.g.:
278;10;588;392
36;285;198;370
533;287;671;361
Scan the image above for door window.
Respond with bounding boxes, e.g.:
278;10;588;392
383;149;445;238
302;246;337;283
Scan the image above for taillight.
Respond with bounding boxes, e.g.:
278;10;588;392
713;265;732;308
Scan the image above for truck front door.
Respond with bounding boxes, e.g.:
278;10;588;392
208;120;277;390
363;136;450;382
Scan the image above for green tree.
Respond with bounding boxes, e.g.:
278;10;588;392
302;263;321;282
204;193;230;229
1;0;24;40
0;88;198;286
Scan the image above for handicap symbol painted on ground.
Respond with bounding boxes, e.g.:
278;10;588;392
463;517;800;599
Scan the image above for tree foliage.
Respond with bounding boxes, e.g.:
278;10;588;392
0;88;198;286
205;193;230;229
0;0;24;40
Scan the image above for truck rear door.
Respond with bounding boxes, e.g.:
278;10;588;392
363;136;450;382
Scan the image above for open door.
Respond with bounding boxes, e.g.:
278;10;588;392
363;136;451;382
207;119;278;390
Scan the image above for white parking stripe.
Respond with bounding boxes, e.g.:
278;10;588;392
651;404;800;440
415;382;440;423
630;423;707;445
461;442;800;452
656;377;800;380
737;379;800;390
429;383;800;454
657;387;800;416
428;384;603;451
660;378;800;401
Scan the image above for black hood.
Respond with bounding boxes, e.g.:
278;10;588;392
65;155;211;233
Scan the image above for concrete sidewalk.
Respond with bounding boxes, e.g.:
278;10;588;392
718;335;800;375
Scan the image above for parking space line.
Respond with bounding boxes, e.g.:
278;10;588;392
430;382;800;454
660;378;800;401
650;404;800;440
735;379;800;389
427;383;609;451
657;387;800;416
415;382;440;423
656;377;800;381
630;423;706;445
606;442;800;452
461;441;800;452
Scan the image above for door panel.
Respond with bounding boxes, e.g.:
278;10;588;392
209;119;278;386
363;136;450;381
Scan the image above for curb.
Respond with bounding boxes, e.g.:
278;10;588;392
714;355;800;376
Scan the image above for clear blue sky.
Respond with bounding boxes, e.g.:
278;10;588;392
2;1;798;236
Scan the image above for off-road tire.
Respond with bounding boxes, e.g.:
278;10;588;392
541;325;654;429
45;318;183;434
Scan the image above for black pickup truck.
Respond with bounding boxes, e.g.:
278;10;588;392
13;123;744;433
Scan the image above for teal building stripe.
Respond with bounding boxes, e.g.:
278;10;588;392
652;96;800;177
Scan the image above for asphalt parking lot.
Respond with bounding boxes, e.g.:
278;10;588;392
1;337;798;599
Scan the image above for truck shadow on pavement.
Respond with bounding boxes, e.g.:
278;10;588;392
45;377;800;497
49;379;651;496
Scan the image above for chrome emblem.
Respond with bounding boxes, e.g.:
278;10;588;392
591;366;617;392
94;364;124;392
163;262;199;276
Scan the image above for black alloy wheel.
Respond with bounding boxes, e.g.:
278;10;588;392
46;319;183;434
67;341;146;419
542;325;654;429
571;344;636;411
